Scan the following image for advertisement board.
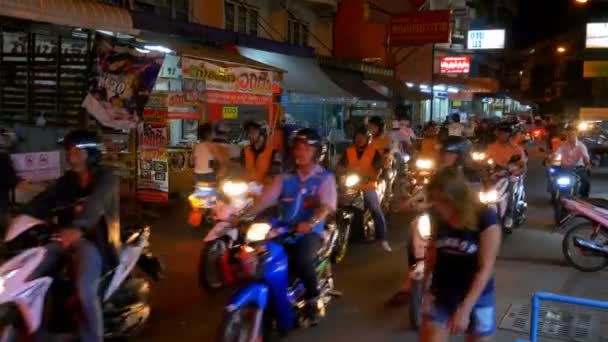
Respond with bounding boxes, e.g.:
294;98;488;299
389;10;451;45
182;58;273;95
586;23;608;48
11;151;61;182
467;30;505;50
440;56;471;74
137;149;169;203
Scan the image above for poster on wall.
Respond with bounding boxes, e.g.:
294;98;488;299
82;35;164;130
139;109;168;149
181;58;273;95
137;149;169;203
166;92;201;120
11;151;61;182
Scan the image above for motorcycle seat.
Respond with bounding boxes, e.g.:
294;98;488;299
583;198;608;210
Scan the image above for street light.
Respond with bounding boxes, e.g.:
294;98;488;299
557;46;567;53
575;0;588;4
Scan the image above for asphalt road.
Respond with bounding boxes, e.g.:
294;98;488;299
134;151;608;342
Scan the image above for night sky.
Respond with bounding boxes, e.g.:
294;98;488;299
510;0;571;49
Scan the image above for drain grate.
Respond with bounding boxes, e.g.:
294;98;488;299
499;303;603;341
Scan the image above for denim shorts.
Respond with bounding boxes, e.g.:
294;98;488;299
422;291;496;337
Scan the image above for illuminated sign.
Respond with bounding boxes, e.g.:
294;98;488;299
586;23;608;48
390;10;451;45
467;30;505;50
439;56;471;74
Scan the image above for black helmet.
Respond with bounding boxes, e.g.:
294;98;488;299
441;136;472;155
496;122;515;135
293;128;321;148
62;130;103;166
369;116;385;129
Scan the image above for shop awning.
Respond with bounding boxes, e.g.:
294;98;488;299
0;0;138;35
175;44;284;73
364;74;431;101
434;75;500;93
321;66;389;102
237;47;352;101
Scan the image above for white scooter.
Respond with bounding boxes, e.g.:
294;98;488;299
0;215;162;340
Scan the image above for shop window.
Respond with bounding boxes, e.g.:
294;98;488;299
287;18;309;46
224;1;259;36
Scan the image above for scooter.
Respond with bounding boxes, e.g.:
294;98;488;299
197;180;262;293
0;215;162;340
218;217;339;340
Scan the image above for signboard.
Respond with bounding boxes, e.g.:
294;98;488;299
389;10;451;46
222;106;239;119
584;61;608;77
586;23;608;48
467;30;505;50
440;56;471;74
137;149;169;203
182;58;273;95
205;90;272;105
580;107;608;120
11;151;61;182
166;92;200;120
139;109;168;149
82;36;164;130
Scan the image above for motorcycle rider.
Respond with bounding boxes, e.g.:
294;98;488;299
243;128;337;323
553;125;591;197
339;126;392;252
419;122;441;162
391;136;474;305
486;123;527;228
240;121;282;184
20;130;119;342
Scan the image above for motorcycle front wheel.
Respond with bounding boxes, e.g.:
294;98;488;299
408;279;424;330
562;222;608;272
363;210;376;242
332;213;352;263
219;305;264;342
198;239;228;293
553;191;564;226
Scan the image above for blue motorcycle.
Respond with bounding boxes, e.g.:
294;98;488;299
218;218;339;341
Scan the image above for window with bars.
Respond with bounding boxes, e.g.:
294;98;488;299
224;1;259;36
287;18;309;46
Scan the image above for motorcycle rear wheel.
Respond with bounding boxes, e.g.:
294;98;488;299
199;239;228;293
408;280;424;330
219;306;264;342
562;222;608;272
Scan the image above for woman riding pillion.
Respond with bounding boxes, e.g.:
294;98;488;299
420;168;501;342
391;136;477;305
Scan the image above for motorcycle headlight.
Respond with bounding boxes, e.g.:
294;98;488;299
344;174;361;188
471;152;486;161
402;154;411;163
487;158;494;165
417;214;432;239
188;194;201;208
246;223;272;242
557;176;571;187
222;181;249;197
479;189;498;204
415;159;434;170
578;121;590;132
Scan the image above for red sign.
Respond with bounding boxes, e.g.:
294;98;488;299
205;90;272;105
440;56;471;74
390;10;451;46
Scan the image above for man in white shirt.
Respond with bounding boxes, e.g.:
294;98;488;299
555;126;591;197
447;113;465;137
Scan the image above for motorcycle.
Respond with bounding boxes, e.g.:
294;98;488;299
560;197;608;272
548;164;583;226
197;180;262;293
480;156;527;234
218;219;339;341
0;215;162;340
404;157;436;212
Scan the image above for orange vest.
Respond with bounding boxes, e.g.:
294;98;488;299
244;145;273;184
346;146;377;189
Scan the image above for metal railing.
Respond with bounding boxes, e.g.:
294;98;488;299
519;292;608;342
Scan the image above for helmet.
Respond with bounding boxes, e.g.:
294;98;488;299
441;136;472;155
244;120;267;136
293;128;321;148
62;130;103;166
496;122;515;135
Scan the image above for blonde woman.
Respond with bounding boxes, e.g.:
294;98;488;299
420;168;501;342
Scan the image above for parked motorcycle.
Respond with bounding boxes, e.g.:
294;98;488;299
0;215;162;340
218;219;339;341
481;156;526;234
561;197;608;272
197;180;262;293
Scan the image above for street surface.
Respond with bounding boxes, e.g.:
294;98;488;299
135;151;608;342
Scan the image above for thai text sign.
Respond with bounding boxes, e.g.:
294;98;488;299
11;151;61;182
182;58;272;95
390;10;451;45
440;56;471;74
206;90;272;105
139;109;168;149
467;30;505;49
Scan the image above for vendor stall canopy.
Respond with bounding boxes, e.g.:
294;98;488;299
238;47;353;103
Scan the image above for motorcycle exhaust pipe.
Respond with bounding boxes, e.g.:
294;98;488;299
573;237;608;256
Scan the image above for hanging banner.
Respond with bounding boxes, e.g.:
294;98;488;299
82;35;164;130
137;149;169;203
11;151;61;182
182;58;273;95
390;10;451;46
139;109;168;149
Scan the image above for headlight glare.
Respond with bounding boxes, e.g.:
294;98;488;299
246;223;272;242
479;190;498;204
417;214;432;239
222;181;249;197
557;177;571;187
415;159;434;170
344;174;361;187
